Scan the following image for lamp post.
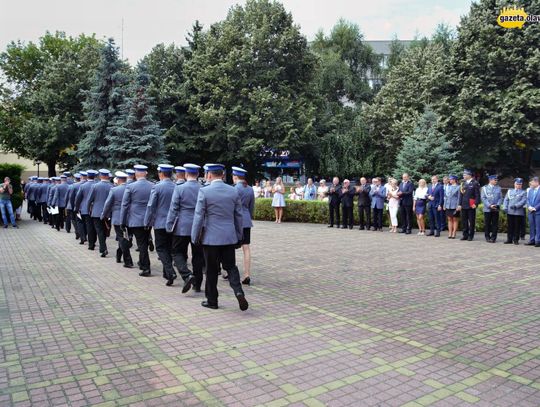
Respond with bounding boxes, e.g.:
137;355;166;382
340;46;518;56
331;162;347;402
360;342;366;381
34;160;42;177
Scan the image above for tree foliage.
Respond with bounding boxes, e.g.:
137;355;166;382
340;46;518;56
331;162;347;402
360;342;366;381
0;32;101;175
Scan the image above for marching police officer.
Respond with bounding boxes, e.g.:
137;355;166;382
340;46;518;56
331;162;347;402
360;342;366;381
51;175;69;231
101;171;133;267
481;174;503;243
125;169;136;184
75;169;98;248
47;177;58;227
88;169;113;257
232;166;254;285
166;164;205;293
503;178;527;245
191;163;248;311
144;164;176;285
457;169;480;241
26;176;38;220
174;166;186;185
71;172;87;241
65;173;81;234
37;178;51;224
120;165;154;276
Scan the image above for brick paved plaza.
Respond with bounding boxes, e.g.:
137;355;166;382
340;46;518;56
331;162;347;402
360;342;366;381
1;216;539;406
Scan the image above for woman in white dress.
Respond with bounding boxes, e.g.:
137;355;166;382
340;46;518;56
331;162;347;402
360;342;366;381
252;180;262;198
387;179;400;232
317;179;329;201
272;177;286;223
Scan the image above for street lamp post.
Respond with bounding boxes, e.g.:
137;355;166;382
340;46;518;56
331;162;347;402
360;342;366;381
34;160;42;177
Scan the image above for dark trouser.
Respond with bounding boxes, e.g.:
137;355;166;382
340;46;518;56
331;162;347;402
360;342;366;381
329;203;340;226
483;211;499;241
83;214;96;248
28;200;35;218
372;208;383;230
172;235;204;287
93;217;108;253
65;209;72;233
131;227;150;270
203;245;244;305
77;213;87;241
342;205;353;228
358;205;371;229
55;207;65;231
114;225;133;265
507;214;523;243
154;229;174;280
41;203;49;223
400;204;413;232
428;205;443;234
520;216;526;239
34;202;43;221
461;208;477;239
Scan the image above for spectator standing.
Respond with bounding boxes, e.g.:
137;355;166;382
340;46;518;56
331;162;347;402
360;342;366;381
444;175;460;239
387;179;400;233
0;177;18;228
502;178;526;245
327;177;341;228
398;173;414;234
369;177;386;231
413;179;428;235
356;177;371;230
271;177;285;224
339;179;355;229
263;180;273;198
294;181;304;200
317;180;329;202
303;178;317;201
252;181;262;198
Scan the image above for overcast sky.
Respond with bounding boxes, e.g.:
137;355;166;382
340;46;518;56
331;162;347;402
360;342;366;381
1;0;474;63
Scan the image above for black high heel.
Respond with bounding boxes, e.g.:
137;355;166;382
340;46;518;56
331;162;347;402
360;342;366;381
242;277;251;286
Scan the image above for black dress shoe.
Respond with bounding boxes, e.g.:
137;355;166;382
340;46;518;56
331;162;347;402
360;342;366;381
79;241;85;245
504;240;512;244
193;285;202;293
490;239;496;243
524;241;536;246
222;274;229;280
166;277;176;287
341;226;347;229
460;236;468;241
236;294;249;311
398;230;406;233
201;301;218;309
75;234;80;240
536;244;540;248
485;238;490;242
425;232;434;236
88;247;95;251
359;226;365;230
139;270;151;277
467;237;473;241
182;275;194;293
100;250;108;258
405;231;411;235
242;277;251;286
435;232;440;237
327;225;333;228
123;263;134;269
513;241;519;245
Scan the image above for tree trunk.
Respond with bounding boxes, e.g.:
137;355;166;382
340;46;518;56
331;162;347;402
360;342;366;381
47;160;57;177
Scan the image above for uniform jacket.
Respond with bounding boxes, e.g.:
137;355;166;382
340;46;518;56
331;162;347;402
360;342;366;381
36;183;49;204
369;185;387;209
327;184;341;206
101;184;126;225
481;184;503;213
88;180;113;218
191;180;243;246
144;178;175;229
503;189;527;216
166;179;201;236
527;187;540;212
69;182;82;210
444;185;460;210
120;178;153;227
235;182;255;228
427;183;444;208
27;183;37;201
398;181;414;206
52;183;69;208
458;179;480;209
356;184;371;206
339;186;355;207
47;184;56;206
74;179;96;215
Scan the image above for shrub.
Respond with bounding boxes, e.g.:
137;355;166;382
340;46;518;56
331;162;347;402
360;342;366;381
0;163;25;210
253;199;521;233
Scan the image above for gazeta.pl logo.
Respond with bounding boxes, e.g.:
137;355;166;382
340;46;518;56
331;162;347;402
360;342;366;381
497;5;540;28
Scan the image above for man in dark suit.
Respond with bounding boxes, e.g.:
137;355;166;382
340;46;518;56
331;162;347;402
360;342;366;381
426;175;444;237
356;177;371;230
327;177;341;228
398;173;414;234
457;169;480;241
339;179;355;229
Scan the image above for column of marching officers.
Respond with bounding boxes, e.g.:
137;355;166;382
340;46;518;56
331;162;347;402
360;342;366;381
24;163;255;311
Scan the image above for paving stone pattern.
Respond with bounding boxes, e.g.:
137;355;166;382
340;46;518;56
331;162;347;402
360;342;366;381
1;215;539;406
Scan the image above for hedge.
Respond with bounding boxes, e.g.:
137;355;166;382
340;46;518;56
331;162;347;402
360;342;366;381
253;198;527;233
0;163;25;210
